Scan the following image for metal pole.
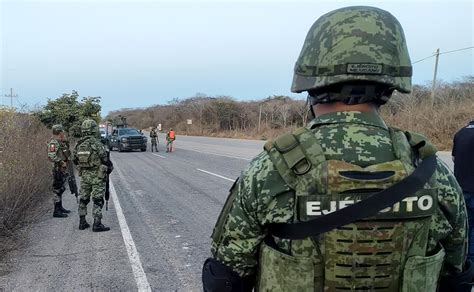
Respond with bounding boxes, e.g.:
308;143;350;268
4;88;18;108
430;48;440;105
258;104;262;133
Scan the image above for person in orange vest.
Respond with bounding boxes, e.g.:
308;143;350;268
166;128;176;152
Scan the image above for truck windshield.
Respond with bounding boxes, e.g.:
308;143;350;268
118;129;140;135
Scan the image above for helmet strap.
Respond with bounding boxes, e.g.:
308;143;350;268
306;95;316;119
309;84;394;105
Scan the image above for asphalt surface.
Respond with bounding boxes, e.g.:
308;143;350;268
0;133;453;291
0;134;263;292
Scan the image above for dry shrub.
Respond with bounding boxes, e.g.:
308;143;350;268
382;93;474;151
110;77;473;150
0;109;51;256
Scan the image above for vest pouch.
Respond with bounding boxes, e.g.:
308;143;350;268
402;245;445;292
98;165;108;179
77;151;92;168
257;240;320;292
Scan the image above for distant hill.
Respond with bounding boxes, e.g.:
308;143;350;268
107;77;474;150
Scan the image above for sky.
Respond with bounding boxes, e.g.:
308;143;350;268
1;0;473;115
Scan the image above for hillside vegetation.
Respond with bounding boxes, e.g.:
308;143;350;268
108;77;474;150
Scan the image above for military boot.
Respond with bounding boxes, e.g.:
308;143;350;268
53;202;68;218
59;200;71;214
92;218;110;232
79;216;90;230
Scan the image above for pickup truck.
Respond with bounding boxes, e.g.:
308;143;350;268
109;128;147;152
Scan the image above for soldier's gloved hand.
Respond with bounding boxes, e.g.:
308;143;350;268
439;260;474;292
60;161;68;171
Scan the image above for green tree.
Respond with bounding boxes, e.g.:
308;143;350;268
34;91;102;137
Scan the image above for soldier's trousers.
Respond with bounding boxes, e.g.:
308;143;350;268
79;169;106;219
465;192;474;261
151;140;158;151
166;140;174;151
52;168;66;203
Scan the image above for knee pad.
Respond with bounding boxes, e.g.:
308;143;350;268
93;198;104;207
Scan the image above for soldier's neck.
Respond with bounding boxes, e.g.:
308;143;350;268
313;102;379;117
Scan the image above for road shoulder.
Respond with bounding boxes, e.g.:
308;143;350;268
0;187;137;291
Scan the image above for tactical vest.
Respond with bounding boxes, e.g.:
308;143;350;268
257;127;444;292
75;137;101;169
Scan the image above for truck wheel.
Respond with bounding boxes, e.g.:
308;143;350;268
118;145;124;152
141;148;146;152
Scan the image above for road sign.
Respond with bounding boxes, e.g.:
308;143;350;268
187;119;192;125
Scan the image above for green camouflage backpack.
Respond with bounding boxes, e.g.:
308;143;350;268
75;137;102;168
258;127;442;292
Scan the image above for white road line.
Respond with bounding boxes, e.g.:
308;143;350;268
197;169;235;182
152;153;166;159
185;149;252;161
110;181;152;292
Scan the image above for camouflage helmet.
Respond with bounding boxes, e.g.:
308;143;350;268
52;124;64;135
81;119;98;136
291;6;412;102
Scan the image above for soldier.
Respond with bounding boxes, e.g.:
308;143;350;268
150;127;159;152
47;124;71;218
73;119;113;232
453;120;474;262
203;6;473;292
166;128;176;152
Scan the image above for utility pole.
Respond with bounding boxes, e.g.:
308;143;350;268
257;104;262;133
4;88;18;108
430;48;440;105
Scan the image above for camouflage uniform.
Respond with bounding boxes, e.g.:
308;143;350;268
204;6;472;292
150;128;159;152
210;112;468;291
73;119;113;232
47;124;71;217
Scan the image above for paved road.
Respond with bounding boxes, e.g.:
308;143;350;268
0;133;453;291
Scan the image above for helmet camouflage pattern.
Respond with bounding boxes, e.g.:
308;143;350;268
291;6;412;96
81;119;98;136
52;124;64;135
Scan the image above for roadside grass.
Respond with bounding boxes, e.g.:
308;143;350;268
382;97;474;150
0;110;51;258
158;98;474;151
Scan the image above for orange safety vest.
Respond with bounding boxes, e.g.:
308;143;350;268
169;131;175;139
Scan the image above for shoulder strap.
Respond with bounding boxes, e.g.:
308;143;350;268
264;127;325;189
404;130;438;158
266;155;437;240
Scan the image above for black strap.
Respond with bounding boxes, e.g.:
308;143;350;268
266;155;437;240
295;64;413;77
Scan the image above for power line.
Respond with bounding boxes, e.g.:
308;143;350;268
413;46;474;65
439;46;474;56
413;54;436;64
